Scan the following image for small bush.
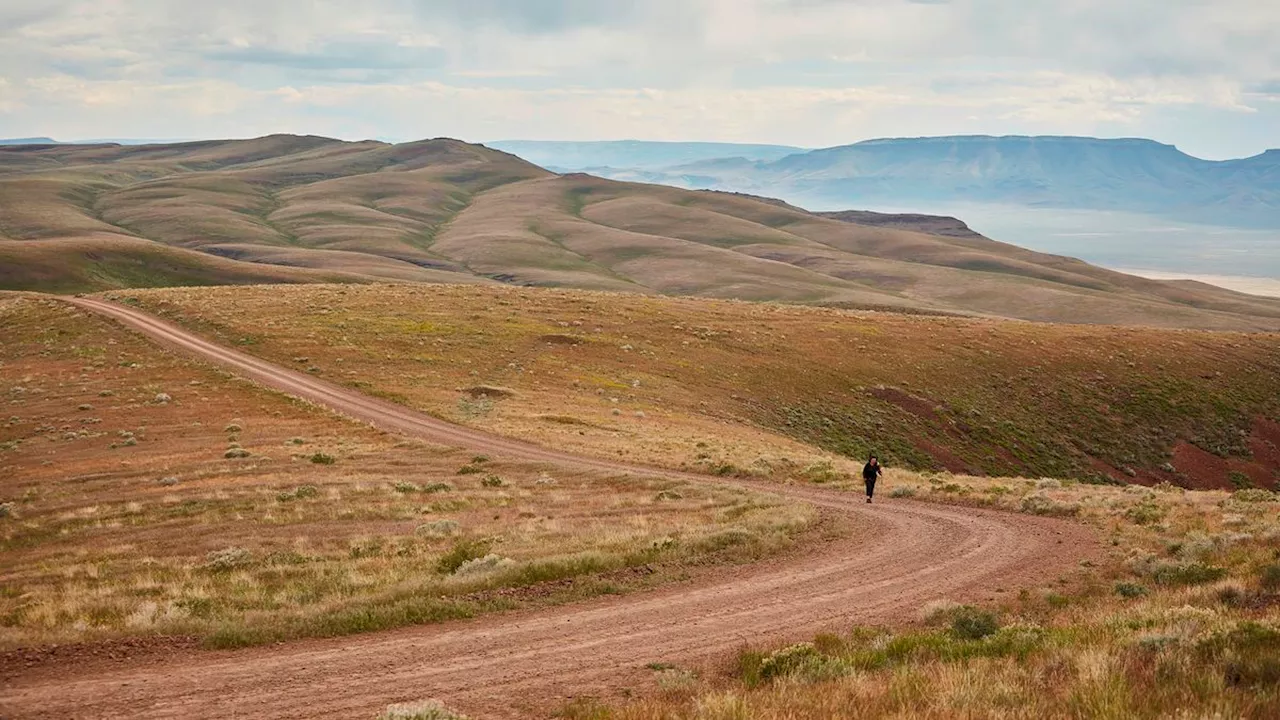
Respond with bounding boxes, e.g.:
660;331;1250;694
655;490;683;501
378;700;469;720
453;554;515;577
1019;493;1078;517
157;476;180;487
1124;501;1165;526
1228;471;1254;490
480;474;505;488
1260;563;1280;593
223;448;251;459
950;606;1000;640
470;455;490;464
437;539;491;574
1197;623;1280;688
1232;488;1277;503
1151;560;1227;586
394;482;422;494
758;642;821;680
1115;582;1149;599
0;502;13;519
224;423;242;434
203;547;253;572
77;403;92;411
456;464;483;475
416;520;461;538
279;485;320;501
889;486;917;498
309;452;336;465
424;482;454;494
288;437;306;445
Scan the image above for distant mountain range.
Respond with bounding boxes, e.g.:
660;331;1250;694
490;136;1280;230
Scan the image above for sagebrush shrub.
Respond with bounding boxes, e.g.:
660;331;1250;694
950;606;1000;640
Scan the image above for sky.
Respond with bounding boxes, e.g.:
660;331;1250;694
1;0;1278;159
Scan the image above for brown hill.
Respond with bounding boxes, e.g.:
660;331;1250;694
2;135;1279;330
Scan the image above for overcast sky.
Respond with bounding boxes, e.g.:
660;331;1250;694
1;0;1278;158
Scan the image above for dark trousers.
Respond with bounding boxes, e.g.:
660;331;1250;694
864;477;877;498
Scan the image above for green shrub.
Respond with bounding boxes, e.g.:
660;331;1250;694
1227;471;1253;490
758;642;821;680
394;482;422;494
416;520;461;538
480;474;505;488
1197;623;1280;688
1124;501;1165;525
950;606;1000;640
889;486;917;498
1151;560;1227;586
456;464;483;475
309;452;336;465
424;482;454;494
436;539;491;574
1232;488;1277;503
655;490;683;501
1019;493;1079;517
1260;564;1280;593
223;448;250;459
1115;582;1149;599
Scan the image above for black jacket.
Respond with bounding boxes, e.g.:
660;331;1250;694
862;462;882;481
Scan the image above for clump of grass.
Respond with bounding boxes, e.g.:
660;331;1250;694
1259;563;1280;593
1115;581;1148;598
377;700;469;720
203;547;253;572
0;502;13;519
223;447;251;459
309;452;336;465
456;464;483;475
278;485;320;502
157;476;180;487
436;539;491;574
224;423;242;434
394;481;422;494
416;520;461;538
480;474;505;488
424;482;454;494
470;454;490;464
1231;488;1277;503
655;490;683;501
949;606;1000;640
453;554;515;577
889;486;916;498
1018;493;1078;517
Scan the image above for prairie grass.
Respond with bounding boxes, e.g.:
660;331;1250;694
121;283;1280;490
576;472;1280;719
0;297;812;650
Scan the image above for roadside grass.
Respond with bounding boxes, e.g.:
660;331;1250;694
120;283;1280;490
572;474;1280;719
0;297;813;650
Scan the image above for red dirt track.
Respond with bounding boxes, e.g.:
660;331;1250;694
0;297;1100;719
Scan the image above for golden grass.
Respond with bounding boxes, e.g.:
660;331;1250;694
576;473;1280;720
120;283;1280;489
0;296;813;650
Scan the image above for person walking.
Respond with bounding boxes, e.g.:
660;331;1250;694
862;455;882;503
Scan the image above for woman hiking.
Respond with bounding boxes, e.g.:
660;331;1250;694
862;455;882;503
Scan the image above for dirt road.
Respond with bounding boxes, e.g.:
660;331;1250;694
0;297;1099;719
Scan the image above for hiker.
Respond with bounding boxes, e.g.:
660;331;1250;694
862;455;882;503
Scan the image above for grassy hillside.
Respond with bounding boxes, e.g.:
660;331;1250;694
4;136;1280;329
0;295;809;650
122;284;1280;490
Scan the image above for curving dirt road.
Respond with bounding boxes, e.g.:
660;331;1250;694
0;297;1100;719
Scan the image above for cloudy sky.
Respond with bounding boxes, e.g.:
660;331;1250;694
1;0;1278;158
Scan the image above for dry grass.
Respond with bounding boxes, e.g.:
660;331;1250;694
574;473;1280;720
4;136;1280;329
121;283;1280;489
0;296;812;650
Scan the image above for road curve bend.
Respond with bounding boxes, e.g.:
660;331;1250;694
0;297;1099;720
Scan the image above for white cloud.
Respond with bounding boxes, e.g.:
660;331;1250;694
1;1;1278;156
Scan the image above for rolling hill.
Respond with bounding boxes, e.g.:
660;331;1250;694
3;135;1280;330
